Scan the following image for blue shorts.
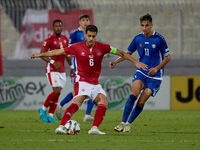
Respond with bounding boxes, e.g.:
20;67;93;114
132;71;162;97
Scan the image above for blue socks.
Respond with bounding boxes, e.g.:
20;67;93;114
128;105;144;124
122;94;137;122
86;100;94;115
60;92;73;107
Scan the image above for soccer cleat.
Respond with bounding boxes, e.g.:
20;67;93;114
47;116;58;123
56;104;62;120
39;108;48;123
123;124;131;132
114;123;125;132
83;115;94;122
88;126;106;135
55;125;67;135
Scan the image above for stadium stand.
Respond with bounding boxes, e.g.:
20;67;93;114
0;0;200;76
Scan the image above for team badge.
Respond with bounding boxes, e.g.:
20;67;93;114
43;41;46;46
89;55;94;58
81;52;85;56
97;52;101;56
81;37;84;41
140;43;142;47
152;44;156;48
64;40;66;43
54;41;57;44
81;89;85;92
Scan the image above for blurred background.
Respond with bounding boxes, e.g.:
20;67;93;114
0;0;200;110
0;0;200;76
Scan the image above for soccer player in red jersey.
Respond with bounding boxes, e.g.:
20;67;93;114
31;25;147;134
38;20;74;123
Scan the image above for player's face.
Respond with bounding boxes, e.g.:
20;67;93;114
79;17;90;30
85;31;97;48
140;20;153;37
53;22;62;36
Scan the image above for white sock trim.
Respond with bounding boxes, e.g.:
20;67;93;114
42;105;47;110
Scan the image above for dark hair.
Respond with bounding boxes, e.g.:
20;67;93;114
140;13;152;23
79;14;90;20
85;25;98;33
53;19;62;26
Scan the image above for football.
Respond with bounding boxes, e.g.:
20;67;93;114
64;120;80;134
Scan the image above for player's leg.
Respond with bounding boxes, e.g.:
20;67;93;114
124;79;161;132
47;72;65;122
39;72;62;122
55;95;85;134
46;87;62;123
55;81;90;134
39;91;59;123
115;78;144;132
83;100;94;121
88;84;107;134
123;88;151;132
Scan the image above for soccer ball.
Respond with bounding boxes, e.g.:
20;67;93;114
64;120;80;134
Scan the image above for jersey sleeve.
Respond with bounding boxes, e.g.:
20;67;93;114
127;37;137;55
69;32;77;45
159;36;170;57
101;43;113;54
41;38;51;51
64;45;75;56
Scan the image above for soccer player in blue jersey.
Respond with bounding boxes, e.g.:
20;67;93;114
110;13;171;132
56;14;95;121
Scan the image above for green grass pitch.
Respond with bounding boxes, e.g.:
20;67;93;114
0;110;200;150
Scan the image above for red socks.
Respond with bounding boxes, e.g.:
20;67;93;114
43;92;59;108
48;94;60;114
92;104;107;127
60;103;79;125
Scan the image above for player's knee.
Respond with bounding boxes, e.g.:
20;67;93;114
97;100;108;106
137;101;145;107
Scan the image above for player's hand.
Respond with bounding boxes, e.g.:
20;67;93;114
135;61;148;71
70;69;75;78
109;61;116;69
148;67;158;76
103;54;107;59
30;53;41;59
53;62;62;70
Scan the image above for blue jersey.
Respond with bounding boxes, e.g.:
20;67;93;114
69;28;86;74
127;31;169;80
69;28;86;45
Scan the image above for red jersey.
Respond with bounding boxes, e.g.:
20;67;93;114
64;41;112;84
41;34;69;73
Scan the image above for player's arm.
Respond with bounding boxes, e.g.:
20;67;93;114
109;48;147;70
39;49;61;70
31;49;66;59
40;49;51;62
148;54;171;76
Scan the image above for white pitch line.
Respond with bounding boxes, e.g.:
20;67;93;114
9;139;198;143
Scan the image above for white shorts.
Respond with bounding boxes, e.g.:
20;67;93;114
46;72;66;88
74;81;107;101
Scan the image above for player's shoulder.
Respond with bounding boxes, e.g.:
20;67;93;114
134;32;144;39
70;28;81;35
45;34;54;41
60;35;68;40
60;34;68;38
153;31;166;40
